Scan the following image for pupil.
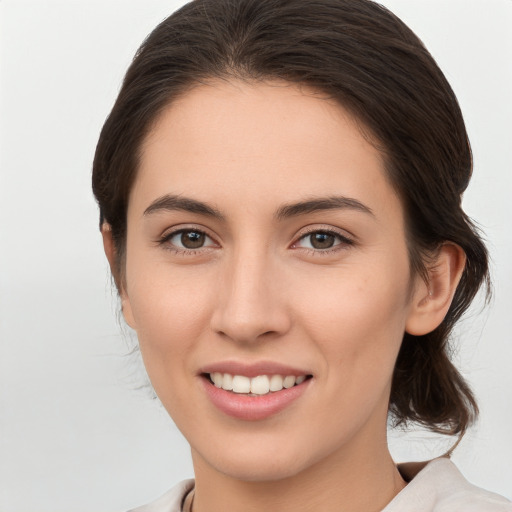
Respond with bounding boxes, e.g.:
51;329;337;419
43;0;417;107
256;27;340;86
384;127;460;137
311;232;334;249
181;231;205;249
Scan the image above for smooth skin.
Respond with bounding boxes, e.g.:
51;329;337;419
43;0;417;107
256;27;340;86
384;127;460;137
103;80;465;512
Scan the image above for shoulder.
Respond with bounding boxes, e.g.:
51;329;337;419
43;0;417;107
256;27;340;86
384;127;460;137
383;458;512;512
127;479;195;512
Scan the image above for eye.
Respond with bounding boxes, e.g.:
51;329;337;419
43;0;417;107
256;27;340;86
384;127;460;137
294;229;353;251
162;229;216;251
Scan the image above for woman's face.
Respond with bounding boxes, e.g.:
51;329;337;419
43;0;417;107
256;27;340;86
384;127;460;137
121;80;424;481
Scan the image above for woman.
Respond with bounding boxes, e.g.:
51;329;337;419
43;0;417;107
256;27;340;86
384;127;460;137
92;0;511;510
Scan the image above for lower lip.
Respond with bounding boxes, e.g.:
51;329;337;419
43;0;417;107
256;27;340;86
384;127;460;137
201;377;311;421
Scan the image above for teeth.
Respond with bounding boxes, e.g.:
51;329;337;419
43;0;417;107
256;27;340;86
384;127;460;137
232;375;251;393
283;375;296;388
269;374;284;392
221;373;233;391
212;372;223;388
209;372;308;395
250;375;270;395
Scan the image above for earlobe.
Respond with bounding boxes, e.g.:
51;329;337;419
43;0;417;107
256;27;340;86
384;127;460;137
101;223;137;330
101;223;116;271
120;296;137;330
405;243;466;336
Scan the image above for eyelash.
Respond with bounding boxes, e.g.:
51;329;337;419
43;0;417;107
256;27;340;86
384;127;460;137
158;227;218;255
157;226;355;256
292;227;355;256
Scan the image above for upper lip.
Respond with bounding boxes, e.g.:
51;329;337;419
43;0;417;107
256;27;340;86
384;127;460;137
199;360;311;378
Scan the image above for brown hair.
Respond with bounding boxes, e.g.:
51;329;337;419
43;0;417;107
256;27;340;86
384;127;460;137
92;0;490;437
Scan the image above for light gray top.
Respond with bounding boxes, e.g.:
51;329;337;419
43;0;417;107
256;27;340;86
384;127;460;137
129;458;511;512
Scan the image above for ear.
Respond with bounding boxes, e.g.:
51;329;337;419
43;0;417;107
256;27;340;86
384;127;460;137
101;224;137;330
101;223;117;274
405;243;466;336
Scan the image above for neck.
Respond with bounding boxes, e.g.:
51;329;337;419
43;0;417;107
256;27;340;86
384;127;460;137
190;435;406;512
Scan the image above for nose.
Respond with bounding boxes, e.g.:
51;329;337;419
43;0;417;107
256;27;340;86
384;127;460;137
210;249;292;344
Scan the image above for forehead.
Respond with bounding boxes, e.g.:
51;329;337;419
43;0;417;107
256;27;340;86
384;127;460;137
134;79;401;222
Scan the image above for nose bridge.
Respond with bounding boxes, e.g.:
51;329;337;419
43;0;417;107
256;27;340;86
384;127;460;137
211;242;290;343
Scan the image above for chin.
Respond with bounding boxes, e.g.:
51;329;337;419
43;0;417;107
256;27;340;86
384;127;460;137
192;434;331;483
215;456;309;483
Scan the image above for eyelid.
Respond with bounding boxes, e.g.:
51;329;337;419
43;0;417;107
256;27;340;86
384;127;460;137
156;223;354;254
292;225;355;243
290;225;356;252
157;224;220;250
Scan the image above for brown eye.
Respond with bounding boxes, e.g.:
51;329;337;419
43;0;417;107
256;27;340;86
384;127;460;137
294;229;353;252
181;230;205;249
164;229;216;251
309;232;336;249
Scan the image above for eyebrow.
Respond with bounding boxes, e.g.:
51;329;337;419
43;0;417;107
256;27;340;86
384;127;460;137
143;194;373;221
143;194;225;220
275;196;374;220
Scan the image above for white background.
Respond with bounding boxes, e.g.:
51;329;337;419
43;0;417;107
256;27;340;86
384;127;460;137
0;0;511;510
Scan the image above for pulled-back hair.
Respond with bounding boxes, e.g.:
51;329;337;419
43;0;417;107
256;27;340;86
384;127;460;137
92;0;490;437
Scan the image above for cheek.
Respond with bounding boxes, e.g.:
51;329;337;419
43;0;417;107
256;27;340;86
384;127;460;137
125;271;216;421
295;274;410;443
124;257;216;374
296;260;411;379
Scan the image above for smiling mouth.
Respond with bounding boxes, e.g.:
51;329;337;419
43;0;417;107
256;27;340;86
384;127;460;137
205;372;312;396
